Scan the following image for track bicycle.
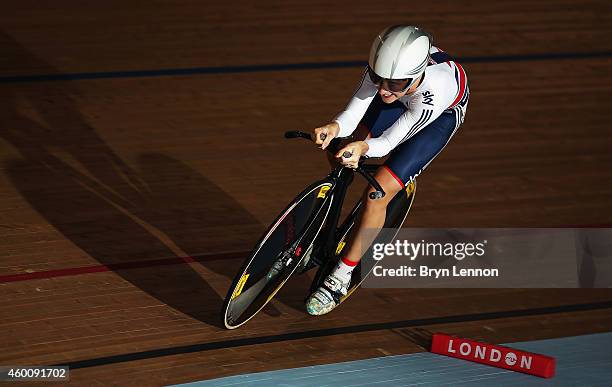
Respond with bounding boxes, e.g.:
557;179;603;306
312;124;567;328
222;131;416;329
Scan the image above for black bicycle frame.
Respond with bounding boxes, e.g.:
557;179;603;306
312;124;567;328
284;130;386;271
310;163;380;263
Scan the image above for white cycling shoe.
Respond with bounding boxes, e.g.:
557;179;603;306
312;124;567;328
306;272;350;316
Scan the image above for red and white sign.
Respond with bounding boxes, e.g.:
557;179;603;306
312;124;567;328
431;333;556;378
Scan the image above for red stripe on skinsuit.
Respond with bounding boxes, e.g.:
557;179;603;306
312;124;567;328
450;62;466;108
383;165;405;188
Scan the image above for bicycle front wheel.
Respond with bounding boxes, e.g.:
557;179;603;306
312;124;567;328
222;181;333;329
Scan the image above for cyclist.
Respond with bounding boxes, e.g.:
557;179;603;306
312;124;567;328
307;25;469;315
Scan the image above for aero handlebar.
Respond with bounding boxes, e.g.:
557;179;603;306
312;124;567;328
284;131;386;199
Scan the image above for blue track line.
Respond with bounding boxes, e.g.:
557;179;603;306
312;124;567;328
1;51;611;84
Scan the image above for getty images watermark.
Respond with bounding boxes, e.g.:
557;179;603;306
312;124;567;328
358;228;612;288
371;238;496;278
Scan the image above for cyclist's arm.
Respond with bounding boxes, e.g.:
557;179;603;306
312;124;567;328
334;68;378;138
364;71;457;158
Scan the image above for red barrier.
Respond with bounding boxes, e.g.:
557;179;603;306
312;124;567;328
431;333;556;378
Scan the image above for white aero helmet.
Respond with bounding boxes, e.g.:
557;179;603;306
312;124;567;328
368;25;432;91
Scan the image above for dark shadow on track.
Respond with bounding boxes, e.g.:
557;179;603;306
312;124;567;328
0;30;302;328
136;153;326;318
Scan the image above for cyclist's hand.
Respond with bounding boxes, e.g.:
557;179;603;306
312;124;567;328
313;122;340;150
336;141;369;169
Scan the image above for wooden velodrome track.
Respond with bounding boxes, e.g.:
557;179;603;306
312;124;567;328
1;1;611;385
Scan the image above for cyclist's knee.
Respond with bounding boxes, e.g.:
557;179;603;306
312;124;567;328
364;182;401;209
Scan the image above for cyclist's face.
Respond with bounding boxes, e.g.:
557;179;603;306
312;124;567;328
378;76;422;103
378;82;409;103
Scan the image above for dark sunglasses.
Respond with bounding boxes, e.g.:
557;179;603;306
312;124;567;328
367;66;414;93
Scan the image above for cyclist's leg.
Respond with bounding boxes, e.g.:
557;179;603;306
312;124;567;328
339;166;405;263
337;95;409;261
305;167;405;315
306;97;407;315
342;110;461;264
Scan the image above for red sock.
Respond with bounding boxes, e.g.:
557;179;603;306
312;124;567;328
333;257;357;280
341;257;359;266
